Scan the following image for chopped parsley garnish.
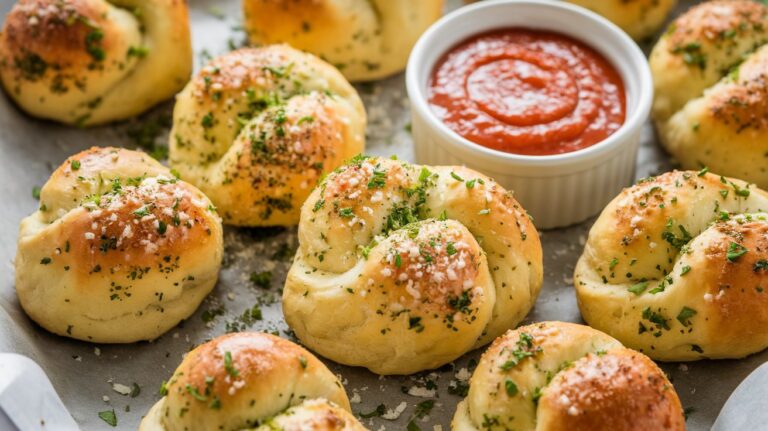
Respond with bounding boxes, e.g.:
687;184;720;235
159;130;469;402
201;113;214;128
367;169;387;189
448;291;472;314
446;242;457;256
186;384;207;401
249;271;272;289
209;396;222;409
532;387;543;406
680;265;691;276
70;160;81;170
98;409;117;427
224;351;239;377
505;379;518;396
313;199;325;212
609;258;618;270
628;281;648;295
133;205;151;217
500;333;539;370
409;316;424;332
85;29;105;61
411;400;434;423
157;221;167;235
672;42;706;70
726;242;748;262
676;306;697;327
755;260;768;271
662;220;692;250
338;207;354;218
127;46;149;58
450;171;464;182
642;307;670;331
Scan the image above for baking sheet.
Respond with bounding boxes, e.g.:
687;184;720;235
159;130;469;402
0;0;759;429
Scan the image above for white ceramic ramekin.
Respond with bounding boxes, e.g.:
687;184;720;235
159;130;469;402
406;0;652;229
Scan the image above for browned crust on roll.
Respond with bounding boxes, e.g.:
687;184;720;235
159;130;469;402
167;332;329;407
1;0;112;72
698;220;768;340
540;349;685;431
666;0;768;53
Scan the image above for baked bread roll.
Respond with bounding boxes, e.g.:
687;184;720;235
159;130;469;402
0;0;191;126
169;46;365;226
564;0;677;40
242;0;443;81
651;0;768;188
140;332;365;431
15;147;223;343
575;170;768;360
283;156;542;375
452;322;685;431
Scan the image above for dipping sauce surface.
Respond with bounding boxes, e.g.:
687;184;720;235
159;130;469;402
428;28;626;156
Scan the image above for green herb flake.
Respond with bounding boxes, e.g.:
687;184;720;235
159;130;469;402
726;242;748;262
224;351;239;377
367;169;387;189
186;384;207;401
249;271;272;289
677;306;697;327
98;410;117;427
628;281;649;295
505;379;518;397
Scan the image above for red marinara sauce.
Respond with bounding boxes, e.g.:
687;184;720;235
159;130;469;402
428;28;626;156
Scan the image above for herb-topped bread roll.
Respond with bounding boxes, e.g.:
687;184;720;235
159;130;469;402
0;0;191;126
140;332;366;431
15;147;223;343
283;156;543;375
453;322;685;431
651;0;768;188
242;0;443;81
564;0;677;40
169;46;365;226
575;170;768;360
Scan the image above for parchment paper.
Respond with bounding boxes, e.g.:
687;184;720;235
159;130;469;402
0;0;758;429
